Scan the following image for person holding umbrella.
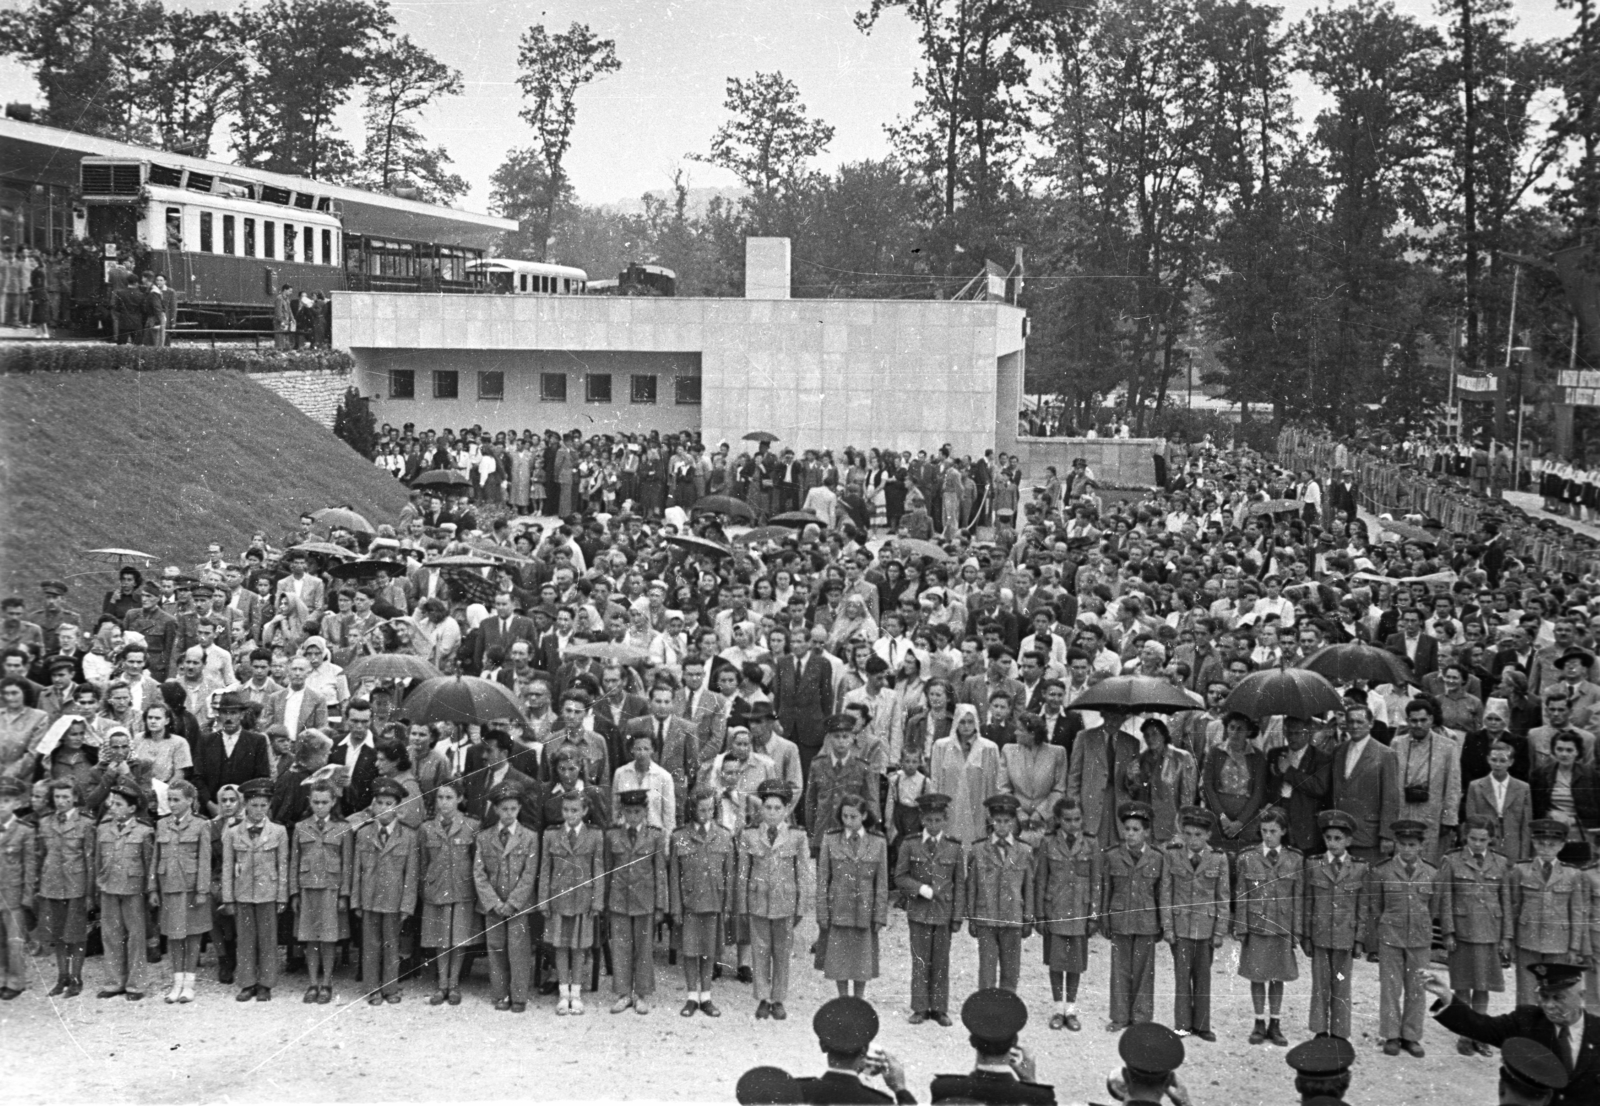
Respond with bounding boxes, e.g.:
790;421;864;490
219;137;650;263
1201;712;1268;859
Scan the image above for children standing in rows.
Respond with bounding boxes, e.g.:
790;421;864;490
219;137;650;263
37;777;92;997
473;783;538;1013
1035;796;1096;1032
815;792;888;1000
1102;800;1162;1031
1435;813;1513;1056
154;779;210;1004
1161;806;1230;1041
1367;818;1437;1057
1235;806;1302;1047
0;778;36;999
353;778;419;1005
420;778;478;1006
672;787;734;1016
221;778;288;1002
894;792;963;1027
735;779;812;1021
1301;809;1368;1041
96;782;154;1000
542;788;605;1015
607;788;668;1014
290;777;352;1005
209;784;242;985
966;793;1033;993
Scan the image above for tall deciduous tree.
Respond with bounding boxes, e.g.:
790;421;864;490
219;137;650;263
512;21;621;260
145;9;242;157
0;0;163;142
692;71;834;201
488;146;577;260
352;34;466;202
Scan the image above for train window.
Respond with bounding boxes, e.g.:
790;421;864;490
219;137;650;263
199;211;213;253
294;193;313;210
305;227;315;264
675;376;702;406
585;374;612;404
222;214;235;255
263;221;275;260
322;229;332;266
519;273;528;292
630;375;657;404
389;370;415;400
540;373;567;402
432;370;458;399
283;223;295;262
243;217;256;257
165;207;182;249
478;371;504;401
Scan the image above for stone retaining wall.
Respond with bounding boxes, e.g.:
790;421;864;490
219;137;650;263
246;366;351;428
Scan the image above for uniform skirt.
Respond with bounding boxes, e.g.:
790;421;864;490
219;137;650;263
40;896;88;943
1043;932;1088;973
1236;934;1299;982
159;891;213;938
1446;940;1505;992
819;925;880;981
678;912;722;958
420;900;480;949
294;887;349;943
546;912;597;950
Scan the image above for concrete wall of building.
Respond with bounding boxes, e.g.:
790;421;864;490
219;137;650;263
245;366;350;427
351;348;702;436
1013;437;1160;487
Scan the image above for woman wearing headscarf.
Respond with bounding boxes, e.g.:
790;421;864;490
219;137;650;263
827;595;878;653
927;703;1002;847
261;593;309;654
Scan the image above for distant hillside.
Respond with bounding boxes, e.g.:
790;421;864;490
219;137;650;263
0;370;411;596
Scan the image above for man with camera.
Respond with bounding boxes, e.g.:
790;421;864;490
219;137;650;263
1392;697;1463;864
929;989;1055;1104
797;995;916;1104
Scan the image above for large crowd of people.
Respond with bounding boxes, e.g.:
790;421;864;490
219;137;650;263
6;422;1600;1105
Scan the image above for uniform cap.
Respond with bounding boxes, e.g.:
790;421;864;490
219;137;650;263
1388;819;1428;841
108;781;144;807
239;778;274;800
46;655;78;674
1530;818;1568;841
488;781;525;805
617;788;650;808
370;778;408;803
1177;805;1214;830
1316;809;1356;834
1285;1035;1355;1076
1117;801;1155;826
824;713;857;734
40;579;68;596
0;777;28;799
1117;1021;1185;1078
735;1066;801;1105
1528;962;1585;991
812;995;879;1054
983;793;1021;815
755;779;792;803
1500;1037;1569;1093
915;792;953;813
960;988;1028;1046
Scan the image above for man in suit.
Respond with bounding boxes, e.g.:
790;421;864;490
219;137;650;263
462;727;540;828
264;656;329;743
1329;703;1401;865
190;691;272;815
790;629;837;779
676;655;727;761
1326;468;1359;526
929;989;1057;1105
776;448;803;514
1427;962;1598;1106
625;684;699;821
1385;608;1439;680
475;593;537;675
1065;709;1140;845
1267;718;1332;854
275;553;325;620
796;995;917;1105
1464;740;1534;861
326;697;381;814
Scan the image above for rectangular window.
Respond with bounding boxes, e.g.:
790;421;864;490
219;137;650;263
585;374;612;404
283;222;295;261
432;370;459;399
322;229;332;266
675;376;702;405
478;371;505;400
222;214;235;255
243;217;255;257
263;220;275;259
199;211;213;253
630;375;657;404
389;369;415;399
540;372;567;402
305;227;315;264
519;273;528;293
165;207;182;249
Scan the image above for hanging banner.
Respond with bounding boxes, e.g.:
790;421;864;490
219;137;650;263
1564;387;1600;407
1559;370;1600;389
1455;373;1499;394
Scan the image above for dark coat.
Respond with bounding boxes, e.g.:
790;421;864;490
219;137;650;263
793;1071;913;1105
1434;1003;1599;1106
1531;762;1600;829
326;738;381;815
1265;744;1332;853
188;727;272;810
929;1071;1057;1105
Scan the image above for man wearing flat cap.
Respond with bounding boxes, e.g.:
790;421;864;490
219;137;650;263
796;995;915;1104
1427;961;1597;1106
929;988;1054;1104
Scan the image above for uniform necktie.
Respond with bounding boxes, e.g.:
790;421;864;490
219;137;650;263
768;826;779;845
1190;853;1201;872
629;827;638;846
380;826;390;848
1267;848;1279;865
658;719;666;748
1556;1025;1574;1070
500;827;510;846
569;828;578;848
1543;860;1554;881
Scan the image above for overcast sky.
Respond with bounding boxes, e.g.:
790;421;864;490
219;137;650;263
0;0;1577;214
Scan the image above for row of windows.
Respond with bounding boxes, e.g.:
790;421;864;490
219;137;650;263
388;371;701;405
182;207;336;265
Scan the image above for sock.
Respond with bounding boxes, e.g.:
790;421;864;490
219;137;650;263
1056;999;1067;1014
1065;1001;1076;1015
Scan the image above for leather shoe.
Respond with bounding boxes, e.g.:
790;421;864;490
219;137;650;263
700;1000;721;1017
1456;1037;1477;1056
756;1000;771;1019
770;1003;787;1021
933;1012;952;1028
233;986;255;1002
680;1000;698;1017
494;997;512;1011
909;1011;928;1025
125;991;144;1001
48;978;68;997
611;995;634;1014
1196;1030;1216;1042
0;988;19;1000
317;987;333;1005
447;990;462;1006
1248;1023;1267;1045
1474;1042;1494;1057
384;992;401;1004
99;987;128;1000
510;1002;527;1013
304;987;321;1004
218;966;235;985
1064;1015;1081;1032
1047;1013;1065;1031
1267;1022;1288;1047
254;988;271;1002
634;997;650;1014
1403;1040;1425;1058
65;979;82;997
368;994;385;1006
1382;1039;1402;1056
429;990;449;1006
1107;1021;1131;1033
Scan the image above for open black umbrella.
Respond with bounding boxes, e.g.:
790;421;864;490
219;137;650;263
313;507;374;534
887;538;952;563
734;526;795;545
742;431;780;444
665;534;734;559
346;653;443;684
286;542;359;561
769;511;824;529
413;470;471;489
1300;643;1412;687
1223;668;1343;720
328;559;406;581
692;495;756;521
1068;676;1198;714
399;675;526;726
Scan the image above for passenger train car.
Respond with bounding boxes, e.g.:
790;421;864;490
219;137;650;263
464;258;588;295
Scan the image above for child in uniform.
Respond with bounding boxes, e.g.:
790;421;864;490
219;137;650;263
290;777;353;1005
606;788;668;1014
1161;805;1230;1041
1234;805;1303;1047
1101;800;1163;1030
0;777;37;999
541;787;606;1015
1034;796;1097;1031
1435;812;1513;1055
1510;817;1588;1006
352;777;419;1004
965;792;1034;993
815;791;889;1000
1366;818;1438;1057
96;782;155;1000
420;777;478;1006
36;777;93;996
473;782;539;1012
1301;809;1368;1041
672;786;735;1016
208;783;241;985
153;779;210;1003
221;777;289;1001
893;791;964;1027
736;779;813;1022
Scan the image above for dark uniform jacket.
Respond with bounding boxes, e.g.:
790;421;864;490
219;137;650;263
965;835;1033;928
1100;843;1163;936
894;831;965;927
1434;847;1513;945
929;1070;1057;1105
1035;832;1098;937
604;823;668;916
1434;1002;1600;1106
794;1070;915;1105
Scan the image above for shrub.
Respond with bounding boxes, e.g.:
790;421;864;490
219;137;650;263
0;344;354;374
332;387;380;459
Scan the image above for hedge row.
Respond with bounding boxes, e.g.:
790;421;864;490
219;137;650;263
0;344;355;375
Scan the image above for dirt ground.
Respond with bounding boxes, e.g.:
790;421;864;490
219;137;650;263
0;910;1502;1105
